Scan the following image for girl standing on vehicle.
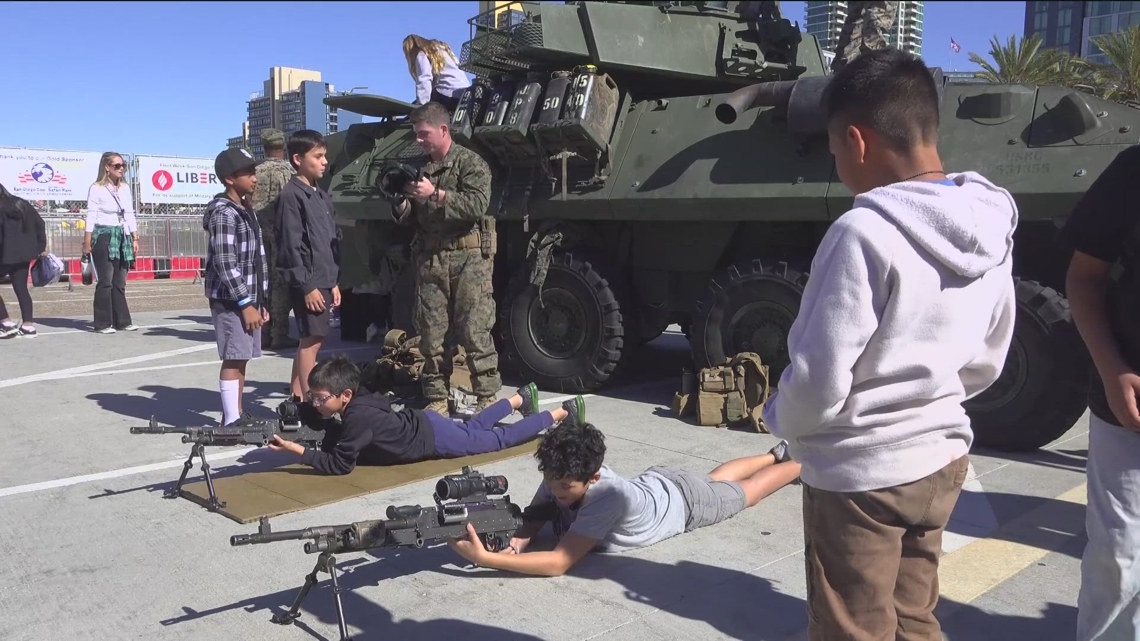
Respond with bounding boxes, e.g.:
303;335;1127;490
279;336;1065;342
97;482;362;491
83;151;139;334
0;182;47;338
403;34;471;111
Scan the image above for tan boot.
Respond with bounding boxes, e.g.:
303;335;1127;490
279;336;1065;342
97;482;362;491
425;399;450;418
474;396;498;412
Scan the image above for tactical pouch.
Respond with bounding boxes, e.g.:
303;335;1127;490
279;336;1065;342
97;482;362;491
672;392;694;418
699;366;737;394
479;217;497;258
695;391;729;426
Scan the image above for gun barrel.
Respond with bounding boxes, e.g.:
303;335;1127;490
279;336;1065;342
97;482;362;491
130;425;177;435
230;524;351;547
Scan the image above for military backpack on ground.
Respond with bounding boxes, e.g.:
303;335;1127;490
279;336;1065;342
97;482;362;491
672;352;772;432
359;329;467;396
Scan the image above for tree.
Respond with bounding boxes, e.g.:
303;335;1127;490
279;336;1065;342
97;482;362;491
968;34;1061;85
1089;24;1140;102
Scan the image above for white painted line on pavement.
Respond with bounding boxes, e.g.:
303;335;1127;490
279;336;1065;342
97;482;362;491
0;448;257;498
0;344;217;389
35;320;205;336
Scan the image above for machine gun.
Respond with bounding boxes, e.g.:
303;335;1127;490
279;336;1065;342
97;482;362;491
229;466;556;640
129;399;337;512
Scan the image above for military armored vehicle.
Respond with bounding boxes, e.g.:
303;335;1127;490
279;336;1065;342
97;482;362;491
322;0;1138;452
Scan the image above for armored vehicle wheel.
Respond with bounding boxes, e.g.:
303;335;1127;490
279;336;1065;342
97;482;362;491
964;278;1090;452
691;259;809;382
499;251;628;393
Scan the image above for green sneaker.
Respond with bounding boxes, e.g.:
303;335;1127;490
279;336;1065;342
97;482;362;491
561;395;585;427
517;382;539;416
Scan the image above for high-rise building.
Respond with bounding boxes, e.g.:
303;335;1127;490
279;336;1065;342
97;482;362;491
228;67;352;158
1025;1;1140;65
803;1;925;61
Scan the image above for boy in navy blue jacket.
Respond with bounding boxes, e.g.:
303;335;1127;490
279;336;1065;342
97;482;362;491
269;355;584;475
204;148;270;427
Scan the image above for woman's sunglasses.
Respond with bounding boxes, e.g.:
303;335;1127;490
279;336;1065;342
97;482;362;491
109;163;126;170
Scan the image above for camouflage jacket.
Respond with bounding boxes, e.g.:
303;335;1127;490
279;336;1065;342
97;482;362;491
402;143;491;241
252;158;295;222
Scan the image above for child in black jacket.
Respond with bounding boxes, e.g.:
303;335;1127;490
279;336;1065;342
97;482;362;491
269;355;584;475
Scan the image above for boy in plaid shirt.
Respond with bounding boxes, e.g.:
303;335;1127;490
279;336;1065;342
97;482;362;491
204;148;270;426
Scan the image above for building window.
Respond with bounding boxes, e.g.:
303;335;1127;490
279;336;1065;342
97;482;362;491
1034;11;1048;30
1057;26;1072;45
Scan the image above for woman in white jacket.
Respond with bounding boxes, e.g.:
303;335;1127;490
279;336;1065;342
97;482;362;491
83;151;138;334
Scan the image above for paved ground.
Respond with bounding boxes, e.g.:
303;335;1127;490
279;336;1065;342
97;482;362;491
0;279;1092;640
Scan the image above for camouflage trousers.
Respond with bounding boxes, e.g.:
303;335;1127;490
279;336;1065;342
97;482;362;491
256;216;294;344
830;1;899;73
413;247;501;401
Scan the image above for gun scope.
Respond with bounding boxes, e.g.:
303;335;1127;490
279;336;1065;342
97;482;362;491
436;472;508;501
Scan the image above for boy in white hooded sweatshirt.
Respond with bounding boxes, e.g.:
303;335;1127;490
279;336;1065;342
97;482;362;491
761;49;1017;640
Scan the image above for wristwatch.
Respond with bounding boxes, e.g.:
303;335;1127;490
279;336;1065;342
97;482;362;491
429;186;440;203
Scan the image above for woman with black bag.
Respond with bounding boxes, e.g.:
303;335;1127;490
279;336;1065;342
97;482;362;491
0;182;47;339
83;151;139;334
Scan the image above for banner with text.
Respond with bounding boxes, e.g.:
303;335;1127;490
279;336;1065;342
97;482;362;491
0;147;103;201
136;155;220;204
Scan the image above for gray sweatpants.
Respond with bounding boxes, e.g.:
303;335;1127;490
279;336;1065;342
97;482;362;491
1078;414;1140;641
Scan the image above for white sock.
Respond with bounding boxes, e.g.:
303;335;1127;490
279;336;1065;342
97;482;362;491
220;379;241;425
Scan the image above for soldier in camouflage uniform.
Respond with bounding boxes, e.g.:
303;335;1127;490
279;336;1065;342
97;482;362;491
830;1;899;74
392;101;502;417
251;128;299;350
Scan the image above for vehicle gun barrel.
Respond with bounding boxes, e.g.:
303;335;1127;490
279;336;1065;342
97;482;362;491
715;76;831;135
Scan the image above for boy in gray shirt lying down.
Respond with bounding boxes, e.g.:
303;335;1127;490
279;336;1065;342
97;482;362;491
447;421;802;576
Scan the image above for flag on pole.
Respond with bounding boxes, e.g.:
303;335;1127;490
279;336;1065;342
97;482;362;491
950;37;961;53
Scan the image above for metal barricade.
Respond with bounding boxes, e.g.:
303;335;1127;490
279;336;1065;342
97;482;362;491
40;214;209;289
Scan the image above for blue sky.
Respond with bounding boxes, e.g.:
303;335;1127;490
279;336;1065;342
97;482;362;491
2;1;1026;159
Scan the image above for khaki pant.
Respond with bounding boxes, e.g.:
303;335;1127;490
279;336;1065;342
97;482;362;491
803;455;969;641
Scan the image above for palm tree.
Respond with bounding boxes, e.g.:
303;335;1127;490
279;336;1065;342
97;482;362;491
969;34;1061;85
1089;24;1140;102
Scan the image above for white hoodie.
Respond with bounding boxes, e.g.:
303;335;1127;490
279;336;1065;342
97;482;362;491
762;172;1018;493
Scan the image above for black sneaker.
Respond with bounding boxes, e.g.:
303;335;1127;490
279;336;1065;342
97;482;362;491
561;396;585;427
0;323;18;339
768;439;793;463
517;382;539;416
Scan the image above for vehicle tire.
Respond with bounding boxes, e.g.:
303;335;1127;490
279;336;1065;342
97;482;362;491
691;259;809;382
499;250;628;393
965;278;1090;452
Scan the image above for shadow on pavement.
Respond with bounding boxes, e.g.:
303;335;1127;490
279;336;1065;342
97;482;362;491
157;545;545;641
86;446;293;504
87;380;285;425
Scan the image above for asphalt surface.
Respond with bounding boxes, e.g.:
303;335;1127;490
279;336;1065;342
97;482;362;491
0;279;1092;640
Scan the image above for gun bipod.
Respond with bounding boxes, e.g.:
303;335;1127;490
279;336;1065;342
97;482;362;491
163;441;225;512
272;551;351;640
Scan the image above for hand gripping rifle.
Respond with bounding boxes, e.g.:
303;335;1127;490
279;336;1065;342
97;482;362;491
129;399;336;511
229;466;556;640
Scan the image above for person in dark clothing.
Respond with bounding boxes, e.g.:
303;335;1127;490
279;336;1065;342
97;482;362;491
268;355;586;476
0;182;47;338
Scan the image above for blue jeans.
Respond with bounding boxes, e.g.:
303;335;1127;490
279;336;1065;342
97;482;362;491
427;398;554;458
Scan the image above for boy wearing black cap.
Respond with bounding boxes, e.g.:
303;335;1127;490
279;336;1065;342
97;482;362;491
204;148;270;427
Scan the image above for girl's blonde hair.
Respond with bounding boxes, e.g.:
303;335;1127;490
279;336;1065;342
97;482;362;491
94;151;125;186
403;34;460;80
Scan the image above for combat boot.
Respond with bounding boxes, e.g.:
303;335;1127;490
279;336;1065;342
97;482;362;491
517;382;539;416
561;396;586;427
474;396;497;413
424;399;450;418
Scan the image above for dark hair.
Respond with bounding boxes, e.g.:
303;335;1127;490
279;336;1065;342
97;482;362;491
0;182;39;234
534;422;606;482
823;48;940;150
307;354;361;395
408;101;452;127
287;129;327;168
